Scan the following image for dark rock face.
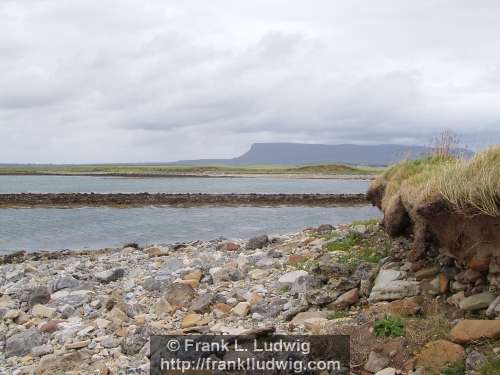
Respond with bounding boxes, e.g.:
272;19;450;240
246;235;269;250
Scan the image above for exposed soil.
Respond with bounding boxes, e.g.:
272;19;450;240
367;182;500;274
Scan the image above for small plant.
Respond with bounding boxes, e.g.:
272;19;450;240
295;259;319;272
279;286;289;293
327;232;361;252
480;357;500;375
327;310;349;320
374;315;405;337
442;361;465;375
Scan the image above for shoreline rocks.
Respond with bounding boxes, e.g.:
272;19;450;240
1;222;498;374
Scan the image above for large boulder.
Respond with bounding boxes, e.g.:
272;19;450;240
459;292;496;311
6;328;46;358
450;319;500;344
368;270;419;302
415;340;465;375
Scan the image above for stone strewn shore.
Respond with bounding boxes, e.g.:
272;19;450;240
0;193;368;208
1;223;499;374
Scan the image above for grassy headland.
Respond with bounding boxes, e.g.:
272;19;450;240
370;145;499;216
0;163;381;177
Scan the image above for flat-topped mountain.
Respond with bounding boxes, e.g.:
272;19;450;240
175;142;472;166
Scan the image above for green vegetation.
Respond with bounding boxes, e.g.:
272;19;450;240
327;228;389;268
0;163;380;176
374;315;405;337
480;357;500;375
327;232;362;252
442;361;465;375
278;286;290;293
371;145;500;216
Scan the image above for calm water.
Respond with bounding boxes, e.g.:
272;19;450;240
0;175;370;194
0;206;381;252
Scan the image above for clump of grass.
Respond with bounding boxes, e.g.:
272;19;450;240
327;232;362;252
480;357;500;375
371;145;500;217
442;361;465;375
374;315;405;337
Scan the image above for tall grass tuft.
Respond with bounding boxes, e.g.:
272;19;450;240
371;145;499;217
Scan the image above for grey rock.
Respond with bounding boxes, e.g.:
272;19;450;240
101;336;121;348
369;280;420;302
95;268;125;284
486;295;500;317
251;298;286;318
278;270;309;286
255;258;275;268
190;293;215;313
364;351;390;373
31;344;54;357
368;270;419;302
53;291;92;308
290;275;324;297
159;258;185;275
6;328;45;358
317;224;334;234
267;249;283;258
466;350;487;371
122;329;148;356
27;286;51;308
247;235;269;250
459;292;496;311
317;254;351;277
127;303;145;318
143;277;169;292
60;304;76;318
48;275;80;293
210;266;245;284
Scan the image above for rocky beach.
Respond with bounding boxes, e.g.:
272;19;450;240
1;217;499;375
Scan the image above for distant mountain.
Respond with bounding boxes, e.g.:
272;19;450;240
174;142;473;166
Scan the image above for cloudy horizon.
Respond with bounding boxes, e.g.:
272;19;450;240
1;0;500;163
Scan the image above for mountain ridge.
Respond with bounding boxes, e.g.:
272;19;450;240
174;142;473;166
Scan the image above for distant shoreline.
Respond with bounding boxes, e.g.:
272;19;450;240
0;171;376;180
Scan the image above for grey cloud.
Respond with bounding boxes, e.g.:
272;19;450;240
0;0;499;163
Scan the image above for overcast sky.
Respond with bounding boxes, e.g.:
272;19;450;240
1;0;499;163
